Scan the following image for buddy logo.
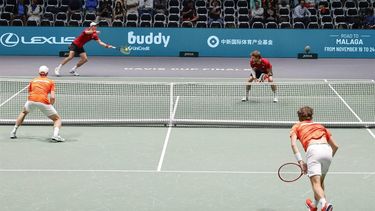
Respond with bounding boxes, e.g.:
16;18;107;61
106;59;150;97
0;33;75;47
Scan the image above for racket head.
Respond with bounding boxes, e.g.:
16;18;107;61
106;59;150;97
278;162;304;182
259;73;269;82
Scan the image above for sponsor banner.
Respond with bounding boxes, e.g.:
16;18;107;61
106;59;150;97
0;27;375;58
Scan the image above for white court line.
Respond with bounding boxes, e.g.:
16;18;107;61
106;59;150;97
157;96;180;172
0;169;374;175
0;85;28;108
324;79;375;140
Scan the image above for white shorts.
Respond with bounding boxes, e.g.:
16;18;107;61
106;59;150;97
24;101;58;117
306;143;333;177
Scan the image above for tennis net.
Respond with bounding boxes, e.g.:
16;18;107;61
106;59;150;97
1;79;374;128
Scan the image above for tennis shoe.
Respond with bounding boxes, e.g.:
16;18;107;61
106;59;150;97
10;131;17;139
305;199;317;211
241;97;248;102
54;67;60;76
321;203;333;211
51;135;65;142
69;69;80;76
273;97;278;103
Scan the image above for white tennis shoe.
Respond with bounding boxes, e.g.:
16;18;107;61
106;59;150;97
273;97;278;103
241;97;248;102
10;131;17;139
51;135;65;142
69;69;80;76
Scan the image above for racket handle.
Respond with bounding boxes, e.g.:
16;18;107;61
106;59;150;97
110;46;116;49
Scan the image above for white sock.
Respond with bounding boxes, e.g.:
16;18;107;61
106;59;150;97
71;65;77;71
57;64;62;69
12;125;19;133
314;199;318;207
318;198;327;208
53;127;60;137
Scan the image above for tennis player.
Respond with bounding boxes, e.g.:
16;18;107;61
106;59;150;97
241;50;278;102
10;66;65;142
290;106;339;211
54;22;114;76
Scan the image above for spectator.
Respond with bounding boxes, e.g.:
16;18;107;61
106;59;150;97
208;0;223;25
292;0;311;25
265;2;277;22
251;1;264;18
126;0;140;16
181;0;199;22
318;4;329;16
69;0;83;14
139;0;154;16
85;0;98;13
363;8;375;29
209;0;221;7
14;0;28;24
113;0;126;21
97;0;113;23
27;0;42;23
154;0;167;15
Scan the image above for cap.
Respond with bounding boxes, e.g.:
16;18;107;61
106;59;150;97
39;65;49;74
90;22;97;27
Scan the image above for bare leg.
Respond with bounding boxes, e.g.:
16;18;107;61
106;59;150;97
48;114;64;141
70;52;88;76
268;76;278;102
55;51;75;76
10;109;28;138
242;77;255;101
310;175;327;209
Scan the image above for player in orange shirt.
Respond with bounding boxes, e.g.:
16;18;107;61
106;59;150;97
10;66;64;142
241;50;278;103
290;106;339;211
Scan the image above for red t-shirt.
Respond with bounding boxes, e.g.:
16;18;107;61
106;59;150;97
72;29;99;48
250;58;272;74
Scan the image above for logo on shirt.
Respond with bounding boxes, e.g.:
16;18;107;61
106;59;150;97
207;36;219;48
0;32;75;47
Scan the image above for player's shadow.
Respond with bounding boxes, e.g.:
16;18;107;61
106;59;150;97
15;136;78;143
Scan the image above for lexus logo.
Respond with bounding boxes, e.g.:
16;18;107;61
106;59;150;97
0;33;20;47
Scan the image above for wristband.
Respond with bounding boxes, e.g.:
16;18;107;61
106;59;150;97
294;152;302;162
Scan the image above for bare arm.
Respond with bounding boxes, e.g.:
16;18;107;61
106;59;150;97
96;39;113;48
50;91;55;105
291;133;307;173
328;136;339;157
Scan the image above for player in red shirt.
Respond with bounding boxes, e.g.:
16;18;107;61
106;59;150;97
10;66;65;142
241;50;278;102
54;22;114;76
290;106;339;211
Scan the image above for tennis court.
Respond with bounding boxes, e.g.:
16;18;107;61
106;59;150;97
0;57;374;210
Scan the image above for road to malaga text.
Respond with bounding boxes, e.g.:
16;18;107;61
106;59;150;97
324;33;375;53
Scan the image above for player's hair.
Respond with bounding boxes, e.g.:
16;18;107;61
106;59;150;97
297;106;313;121
250;50;262;59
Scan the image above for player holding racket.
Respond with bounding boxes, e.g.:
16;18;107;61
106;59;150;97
241;50;278;102
290;106;339;211
10;66;64;142
54;22;114;76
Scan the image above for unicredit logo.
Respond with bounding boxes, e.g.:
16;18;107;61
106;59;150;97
0;33;19;47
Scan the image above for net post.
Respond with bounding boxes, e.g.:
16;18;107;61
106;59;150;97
169;83;174;126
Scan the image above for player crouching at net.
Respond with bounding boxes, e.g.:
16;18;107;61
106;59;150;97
290;106;339;211
241;50;278;103
10;66;65;142
54;22;114;77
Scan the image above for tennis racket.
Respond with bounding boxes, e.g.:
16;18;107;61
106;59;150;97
277;162;304;182
258;73;270;82
110;45;131;55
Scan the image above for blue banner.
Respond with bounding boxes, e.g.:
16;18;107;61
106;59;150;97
0;27;375;58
